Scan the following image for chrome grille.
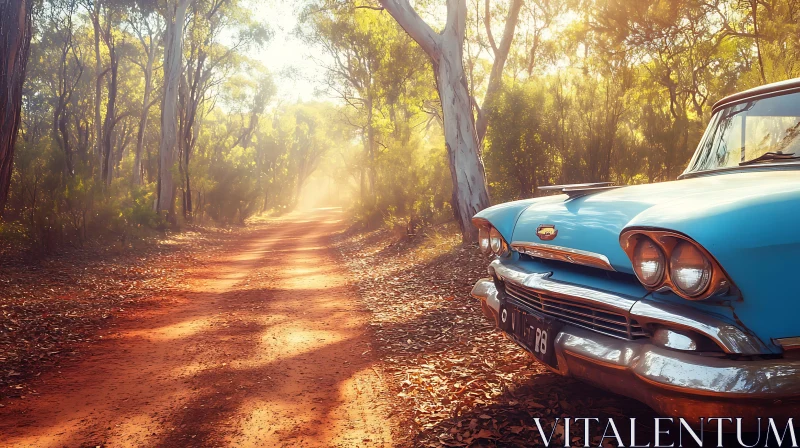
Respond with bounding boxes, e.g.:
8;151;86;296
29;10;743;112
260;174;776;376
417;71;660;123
504;282;648;340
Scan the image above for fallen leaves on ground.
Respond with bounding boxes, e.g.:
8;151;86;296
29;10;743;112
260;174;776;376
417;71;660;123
1;217;657;446
0;227;235;401
335;225;656;447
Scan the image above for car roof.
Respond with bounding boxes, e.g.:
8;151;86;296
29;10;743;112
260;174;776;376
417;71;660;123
712;77;800;114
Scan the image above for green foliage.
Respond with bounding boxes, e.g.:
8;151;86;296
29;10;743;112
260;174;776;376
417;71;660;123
5;0;800;251
203;145;261;224
3;0;285;250
482;0;800;202
300;0;450;229
485;82;560;202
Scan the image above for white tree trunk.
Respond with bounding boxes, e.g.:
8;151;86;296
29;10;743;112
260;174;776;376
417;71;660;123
436;15;490;242
133;42;155;185
157;0;189;217
380;0;493;241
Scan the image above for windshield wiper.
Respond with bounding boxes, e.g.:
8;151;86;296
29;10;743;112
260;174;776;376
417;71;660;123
739;152;800;166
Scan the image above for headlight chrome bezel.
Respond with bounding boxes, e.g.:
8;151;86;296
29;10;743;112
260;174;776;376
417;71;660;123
489;227;503;254
478;226;491;255
631;237;667;287
669;241;713;297
620;229;729;301
473;218;510;257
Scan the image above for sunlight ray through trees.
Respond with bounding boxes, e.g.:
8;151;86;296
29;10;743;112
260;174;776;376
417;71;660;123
1;0;798;250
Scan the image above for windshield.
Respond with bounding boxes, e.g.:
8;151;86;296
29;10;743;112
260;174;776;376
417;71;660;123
685;92;800;173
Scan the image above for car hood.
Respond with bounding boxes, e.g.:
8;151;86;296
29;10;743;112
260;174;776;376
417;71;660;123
511;170;800;274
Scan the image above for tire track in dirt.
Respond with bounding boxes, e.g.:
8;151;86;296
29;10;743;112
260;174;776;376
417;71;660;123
0;208;394;447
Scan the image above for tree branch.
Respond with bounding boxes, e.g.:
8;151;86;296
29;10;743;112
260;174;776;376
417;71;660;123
445;0;467;43
378;0;441;59
484;0;498;55
476;0;523;143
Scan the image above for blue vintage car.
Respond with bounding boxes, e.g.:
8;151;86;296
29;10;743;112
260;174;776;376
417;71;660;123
471;78;800;421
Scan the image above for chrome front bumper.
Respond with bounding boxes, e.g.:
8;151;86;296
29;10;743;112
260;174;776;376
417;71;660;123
472;276;800;420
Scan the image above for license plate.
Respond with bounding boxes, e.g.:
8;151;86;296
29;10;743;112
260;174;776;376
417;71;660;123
500;303;562;369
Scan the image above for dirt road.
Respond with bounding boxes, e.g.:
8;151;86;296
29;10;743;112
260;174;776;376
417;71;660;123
0;209;394;447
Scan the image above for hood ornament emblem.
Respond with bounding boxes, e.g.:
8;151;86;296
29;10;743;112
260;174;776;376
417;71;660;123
536;224;558;241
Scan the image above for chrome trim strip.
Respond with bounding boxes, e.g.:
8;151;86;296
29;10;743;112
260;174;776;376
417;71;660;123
486;260;772;355
561;185;623;199
557;327;800;399
537;182;614;191
711;83;800;114
537;182;623;199
503;282;646;341
776;337;800;350
510;241;616;272
471;278;501;315
489;260;633;312
471;278;799;420
678;161;800;179
629;300;771;355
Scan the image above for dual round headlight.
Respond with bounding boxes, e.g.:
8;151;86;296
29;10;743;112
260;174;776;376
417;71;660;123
631;237;713;299
479;226;509;256
490;228;504;254
478;227;491;254
632;238;665;287
669;241;712;297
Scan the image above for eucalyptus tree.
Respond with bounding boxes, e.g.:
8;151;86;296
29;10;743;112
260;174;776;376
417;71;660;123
188;67;274;221
300;2;384;204
300;1;432;207
484;81;556;201
43;0;84;177
98;2;121;187
229;72;274;152
127;0;163;185
176;0;269;219
0;0;34;216
374;0;523;242
233;71;276;207
700;0;800;83
156;0;191;219
588;0;731;179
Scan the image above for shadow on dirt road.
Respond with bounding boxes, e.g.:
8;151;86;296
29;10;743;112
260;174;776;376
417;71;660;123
0;209;394;447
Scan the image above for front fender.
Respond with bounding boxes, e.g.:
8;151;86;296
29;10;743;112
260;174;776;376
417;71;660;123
624;186;800;341
473;196;565;243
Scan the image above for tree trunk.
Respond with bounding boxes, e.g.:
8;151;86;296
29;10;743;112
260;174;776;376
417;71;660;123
359;164;366;204
133;42;155;185
436;29;490;242
179;68;199;220
53;44;71;176
750;0;767;84
177;15;208;221
295;156;306;205
183;135;192;218
53;13;79;178
365;96;376;203
101;31;118;188
157;0;190;219
0;0;32;216
379;0;493;242
91;3;103;171
54;100;74;176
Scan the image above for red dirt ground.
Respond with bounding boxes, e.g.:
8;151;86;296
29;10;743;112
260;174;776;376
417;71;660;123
0;209;396;447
